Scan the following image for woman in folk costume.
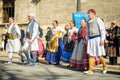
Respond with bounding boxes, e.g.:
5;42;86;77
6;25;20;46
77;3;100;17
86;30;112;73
61;20;78;63
63;24;70;46
84;9;107;74
108;22;119;64
23;13;39;66
45;20;66;65
6;17;22;64
69;19;88;69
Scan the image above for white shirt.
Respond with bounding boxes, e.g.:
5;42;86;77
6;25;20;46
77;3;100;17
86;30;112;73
51;26;66;36
8;23;21;36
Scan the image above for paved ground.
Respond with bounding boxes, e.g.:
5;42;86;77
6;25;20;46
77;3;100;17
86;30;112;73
0;51;120;80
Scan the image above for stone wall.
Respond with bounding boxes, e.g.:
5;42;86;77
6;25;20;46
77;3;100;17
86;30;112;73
14;0;120;27
81;0;120;28
15;0;76;25
0;0;3;23
1;0;120;44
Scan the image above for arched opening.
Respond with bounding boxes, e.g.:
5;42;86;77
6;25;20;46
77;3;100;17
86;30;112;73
2;0;15;23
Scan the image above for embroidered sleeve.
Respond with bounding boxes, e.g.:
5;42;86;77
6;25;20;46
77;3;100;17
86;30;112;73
97;18;106;41
78;28;86;41
59;26;66;35
15;24;21;37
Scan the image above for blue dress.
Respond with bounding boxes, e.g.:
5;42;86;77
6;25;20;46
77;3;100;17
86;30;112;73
61;41;75;63
45;38;64;63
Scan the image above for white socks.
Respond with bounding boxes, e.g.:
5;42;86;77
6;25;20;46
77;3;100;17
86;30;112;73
8;52;12;62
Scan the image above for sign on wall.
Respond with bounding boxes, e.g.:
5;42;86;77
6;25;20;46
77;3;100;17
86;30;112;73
72;12;89;29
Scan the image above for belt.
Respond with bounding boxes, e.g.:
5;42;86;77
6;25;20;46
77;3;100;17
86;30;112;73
89;35;101;39
8;33;13;39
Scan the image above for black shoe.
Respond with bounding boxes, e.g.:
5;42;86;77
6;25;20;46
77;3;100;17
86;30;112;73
36;59;39;62
67;65;70;67
56;62;60;65
48;62;52;64
21;56;25;63
70;66;75;68
25;62;30;65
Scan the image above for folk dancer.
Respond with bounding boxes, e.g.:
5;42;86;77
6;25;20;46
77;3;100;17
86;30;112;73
84;9;107;74
6;17;22;64
23;13;39;66
45;20;66;65
69;19;88;69
61;20;78;63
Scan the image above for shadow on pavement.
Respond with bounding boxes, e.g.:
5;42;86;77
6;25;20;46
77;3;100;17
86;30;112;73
0;61;25;80
107;71;120;75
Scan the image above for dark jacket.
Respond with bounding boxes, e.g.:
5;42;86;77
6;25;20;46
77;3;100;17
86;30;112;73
20;29;25;46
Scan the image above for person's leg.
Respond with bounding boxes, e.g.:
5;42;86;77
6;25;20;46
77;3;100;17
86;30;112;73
7;52;12;63
4;40;7;50
100;56;107;74
24;51;30;65
109;57;112;65
113;57;117;65
111;57;114;65
31;52;36;66
112;47;117;65
84;57;94;74
17;51;25;63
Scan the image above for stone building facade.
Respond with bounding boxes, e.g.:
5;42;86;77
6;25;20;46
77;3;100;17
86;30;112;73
80;0;120;28
0;0;120;26
0;0;120;43
0;0;76;25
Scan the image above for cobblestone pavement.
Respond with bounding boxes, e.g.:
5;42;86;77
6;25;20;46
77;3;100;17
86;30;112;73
0;51;120;80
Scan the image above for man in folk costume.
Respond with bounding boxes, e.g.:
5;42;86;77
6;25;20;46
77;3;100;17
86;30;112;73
23;13;39;66
6;17;22;64
84;9;107;74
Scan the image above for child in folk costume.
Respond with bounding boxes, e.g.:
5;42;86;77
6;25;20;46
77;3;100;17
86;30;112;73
45;20;66;65
61;20;78;63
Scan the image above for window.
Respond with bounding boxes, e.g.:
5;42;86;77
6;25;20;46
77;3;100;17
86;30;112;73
2;0;15;23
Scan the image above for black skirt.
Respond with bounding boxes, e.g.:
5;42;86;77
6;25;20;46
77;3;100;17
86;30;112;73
64;40;75;52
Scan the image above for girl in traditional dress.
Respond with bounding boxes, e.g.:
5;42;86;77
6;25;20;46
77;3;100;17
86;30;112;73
45;20;66;65
61;20;78;63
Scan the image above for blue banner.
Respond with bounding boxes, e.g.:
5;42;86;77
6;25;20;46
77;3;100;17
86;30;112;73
72;12;89;29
